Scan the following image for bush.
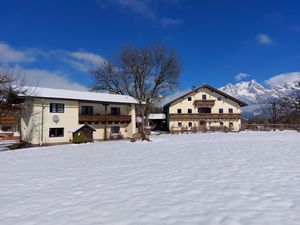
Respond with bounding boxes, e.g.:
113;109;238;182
72;132;87;144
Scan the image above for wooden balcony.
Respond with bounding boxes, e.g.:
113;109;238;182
79;114;131;123
194;100;215;108
169;113;241;120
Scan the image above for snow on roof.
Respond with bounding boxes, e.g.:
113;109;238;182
70;124;96;133
148;113;166;120
23;86;138;104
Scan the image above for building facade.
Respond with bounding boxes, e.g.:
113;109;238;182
20;87;138;145
163;84;247;132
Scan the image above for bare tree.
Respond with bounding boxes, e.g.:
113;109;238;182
260;99;288;129
91;43;181;140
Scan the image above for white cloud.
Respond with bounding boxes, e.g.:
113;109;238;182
160;17;183;28
65;51;105;72
265;72;300;87
96;0;184;26
0;42;35;64
256;34;274;45
235;72;250;81
9;66;88;91
97;0;156;20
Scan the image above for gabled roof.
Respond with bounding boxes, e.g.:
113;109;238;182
70;124;96;133
22;86;138;104
164;84;248;108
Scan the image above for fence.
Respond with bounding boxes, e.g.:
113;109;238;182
241;124;300;131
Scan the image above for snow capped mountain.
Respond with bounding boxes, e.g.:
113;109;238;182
219;79;300;117
220;79;300;105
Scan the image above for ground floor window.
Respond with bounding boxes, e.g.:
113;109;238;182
188;122;193;127
178;122;182;127
111;126;120;134
220;122;224;127
49;128;64;137
229;122;233;127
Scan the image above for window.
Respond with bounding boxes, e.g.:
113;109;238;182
219;108;223;113
202;94;207;100
49;128;64;137
229;122;233;127
111;126;120;134
50;103;64;113
198;107;211;113
81;106;94;115
177;109;182;114
217;96;222;101
111;107;120;115
188;122;193;127
188;96;192;101
220;122;224;127
178;122;182;127
228;108;233;113
188;109;192;114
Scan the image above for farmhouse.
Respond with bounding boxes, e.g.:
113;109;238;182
163;84;247;132
20;87;138;145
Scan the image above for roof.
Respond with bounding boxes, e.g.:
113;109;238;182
148;113;166;120
23;86;139;104
70;124;96;133
163;84;248;107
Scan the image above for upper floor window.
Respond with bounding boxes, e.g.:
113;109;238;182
81;106;93;115
111;107;120;115
198;107;211;114
228;108;233;113
187;97;192;101
217;96;222;101
177;109;182;114
188;109;192;114
202;94;207;100
50;103;64;113
49;128;64;137
219;108;224;113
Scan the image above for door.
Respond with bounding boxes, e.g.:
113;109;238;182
199;120;206;131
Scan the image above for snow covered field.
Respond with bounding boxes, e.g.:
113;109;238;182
1;131;300;225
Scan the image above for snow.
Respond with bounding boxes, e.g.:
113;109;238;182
1;131;300;225
69;124;96;133
23;86;138;104
0;140;17;151
148;113;166;120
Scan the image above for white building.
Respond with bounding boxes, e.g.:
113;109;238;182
20;87;138;145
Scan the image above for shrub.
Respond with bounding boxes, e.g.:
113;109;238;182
72;132;87;144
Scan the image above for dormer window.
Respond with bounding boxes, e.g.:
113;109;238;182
217;96;222;101
202;94;207;100
188;97;192;101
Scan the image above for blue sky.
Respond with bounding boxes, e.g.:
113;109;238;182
1;0;300;92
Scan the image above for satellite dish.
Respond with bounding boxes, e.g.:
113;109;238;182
52;115;59;123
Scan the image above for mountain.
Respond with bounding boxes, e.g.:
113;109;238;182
219;79;300;117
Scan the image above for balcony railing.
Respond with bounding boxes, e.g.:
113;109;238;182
79;114;131;123
194;100;215;108
169;113;241;120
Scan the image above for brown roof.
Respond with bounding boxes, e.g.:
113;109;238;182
163;84;248;108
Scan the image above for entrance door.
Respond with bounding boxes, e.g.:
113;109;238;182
199;120;206;131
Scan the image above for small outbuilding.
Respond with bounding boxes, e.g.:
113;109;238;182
70;124;96;142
